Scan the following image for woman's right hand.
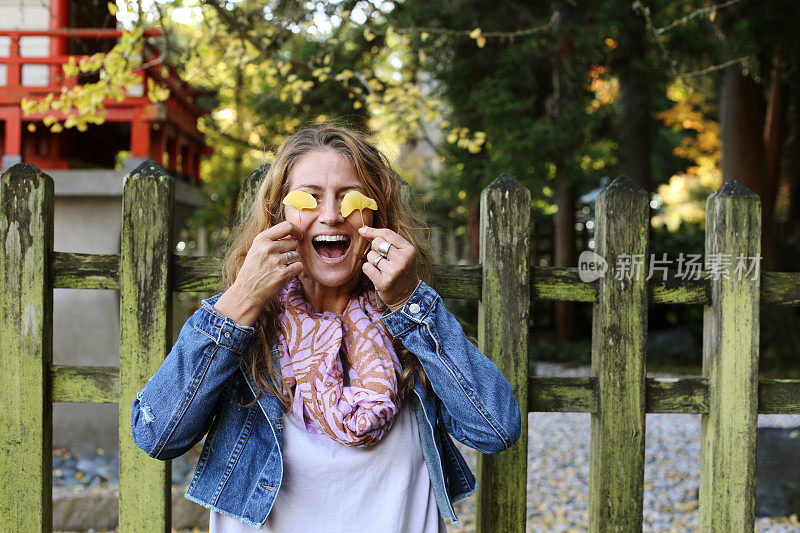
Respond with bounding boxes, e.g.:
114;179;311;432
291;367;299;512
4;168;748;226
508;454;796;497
214;221;304;326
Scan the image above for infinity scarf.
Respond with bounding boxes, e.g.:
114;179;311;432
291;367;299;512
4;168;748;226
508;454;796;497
276;277;403;447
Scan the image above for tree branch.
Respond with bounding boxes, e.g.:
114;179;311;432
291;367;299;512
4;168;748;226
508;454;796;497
201;0;369;104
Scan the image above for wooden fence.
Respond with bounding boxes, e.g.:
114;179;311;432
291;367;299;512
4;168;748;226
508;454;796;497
1;160;799;532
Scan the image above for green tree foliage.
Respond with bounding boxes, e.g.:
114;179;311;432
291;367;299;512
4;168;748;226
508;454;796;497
390;0;620;261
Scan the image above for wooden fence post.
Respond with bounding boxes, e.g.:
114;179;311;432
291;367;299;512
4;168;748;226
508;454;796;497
700;179;761;531
476;174;530;533
588;176;649;532
0;164;54;531
236;164;268;227
119;160;174;531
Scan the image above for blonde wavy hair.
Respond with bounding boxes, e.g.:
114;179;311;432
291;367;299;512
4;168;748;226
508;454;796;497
221;123;433;411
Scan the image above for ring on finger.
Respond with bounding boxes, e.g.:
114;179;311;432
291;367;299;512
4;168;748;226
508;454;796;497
372;254;384;268
377;240;392;258
285;250;299;266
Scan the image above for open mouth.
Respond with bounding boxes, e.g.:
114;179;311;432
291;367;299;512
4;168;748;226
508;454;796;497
312;234;352;262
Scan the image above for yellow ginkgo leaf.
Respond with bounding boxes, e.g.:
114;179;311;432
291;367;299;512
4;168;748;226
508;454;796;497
340;190;378;226
282;190;317;225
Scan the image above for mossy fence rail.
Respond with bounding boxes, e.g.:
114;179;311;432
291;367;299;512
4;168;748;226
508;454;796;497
1;160;799;532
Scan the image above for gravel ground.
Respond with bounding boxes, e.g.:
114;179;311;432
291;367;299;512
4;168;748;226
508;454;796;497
54;362;800;532
447;362;800;532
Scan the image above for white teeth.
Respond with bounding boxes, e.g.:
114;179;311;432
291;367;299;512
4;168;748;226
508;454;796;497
313;235;349;243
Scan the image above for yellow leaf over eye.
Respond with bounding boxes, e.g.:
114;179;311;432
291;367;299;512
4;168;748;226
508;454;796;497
341;190;377;218
282;190;317;210
282;190;317;225
341;190;378;226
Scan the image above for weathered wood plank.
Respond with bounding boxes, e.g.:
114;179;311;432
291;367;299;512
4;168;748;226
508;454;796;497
529;376;711;414
236;164;268;227
588;176;649;533
529;377;596;412
172;255;222;292
430;264;481;299
119;160;172;531
0;164;54;531
46;366;799;414
646;377;708;413
51;365;118;403
650;275;710;305
51;251;119;289
532;266;595;302
534;267;709;304
700;179;761;531
759;379;800;414
476;174;530;533
529;376;800;415
535;268;800;305
760;271;800;305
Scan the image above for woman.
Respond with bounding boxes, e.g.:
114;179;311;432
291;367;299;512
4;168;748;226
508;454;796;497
131;124;522;531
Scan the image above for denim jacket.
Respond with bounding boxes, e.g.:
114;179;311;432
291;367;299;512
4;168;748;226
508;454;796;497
131;280;522;528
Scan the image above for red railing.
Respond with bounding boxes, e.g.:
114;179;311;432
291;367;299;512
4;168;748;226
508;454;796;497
0;28;163;102
0;27;211;178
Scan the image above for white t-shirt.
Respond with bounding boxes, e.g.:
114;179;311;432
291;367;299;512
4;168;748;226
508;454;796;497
209;396;448;532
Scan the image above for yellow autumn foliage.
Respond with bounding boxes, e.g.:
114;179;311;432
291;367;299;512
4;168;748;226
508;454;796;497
652;79;722;230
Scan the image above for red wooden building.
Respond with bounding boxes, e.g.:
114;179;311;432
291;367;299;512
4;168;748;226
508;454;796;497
0;0;212;179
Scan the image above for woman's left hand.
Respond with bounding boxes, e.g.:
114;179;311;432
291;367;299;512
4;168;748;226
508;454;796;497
358;226;420;312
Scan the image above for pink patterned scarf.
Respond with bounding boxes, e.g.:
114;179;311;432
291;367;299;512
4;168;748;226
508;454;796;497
276;277;404;447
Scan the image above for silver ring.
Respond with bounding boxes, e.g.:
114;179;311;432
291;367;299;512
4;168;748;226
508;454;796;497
372;254;384;268
285;250;299;265
377;241;392;258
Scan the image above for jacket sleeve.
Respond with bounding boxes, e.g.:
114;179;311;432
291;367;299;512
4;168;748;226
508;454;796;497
381;280;522;454
130;291;258;460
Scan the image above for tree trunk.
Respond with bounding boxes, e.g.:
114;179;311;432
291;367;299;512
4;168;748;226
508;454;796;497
550;0;578;342
555;175;577;341
785;83;800;237
763;55;787;269
614;5;652;192
720;64;776;269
